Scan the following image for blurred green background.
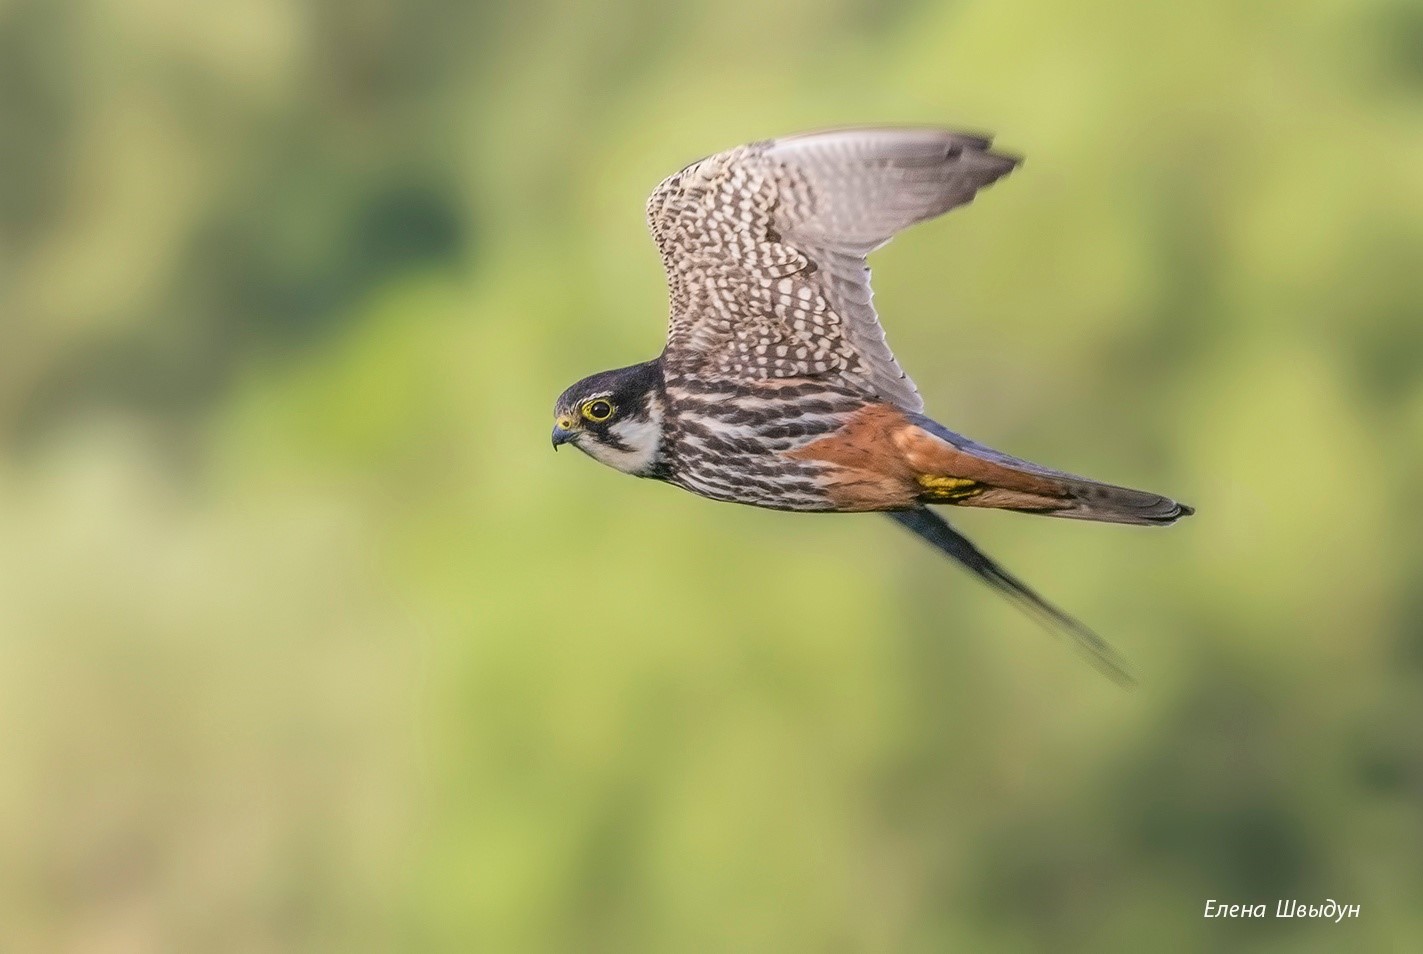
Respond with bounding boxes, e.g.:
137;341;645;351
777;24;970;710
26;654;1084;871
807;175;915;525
2;0;1421;950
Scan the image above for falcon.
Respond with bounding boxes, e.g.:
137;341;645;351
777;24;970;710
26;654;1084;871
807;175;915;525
552;127;1193;683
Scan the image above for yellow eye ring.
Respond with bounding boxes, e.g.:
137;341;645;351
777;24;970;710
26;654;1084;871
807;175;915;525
581;399;614;423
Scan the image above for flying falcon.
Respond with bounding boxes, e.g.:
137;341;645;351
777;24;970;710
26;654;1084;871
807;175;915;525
552;127;1192;683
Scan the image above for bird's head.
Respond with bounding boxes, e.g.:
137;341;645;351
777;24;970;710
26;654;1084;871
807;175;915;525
552;360;667;477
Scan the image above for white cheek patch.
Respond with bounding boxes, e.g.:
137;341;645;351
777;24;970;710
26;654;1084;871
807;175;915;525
579;415;662;475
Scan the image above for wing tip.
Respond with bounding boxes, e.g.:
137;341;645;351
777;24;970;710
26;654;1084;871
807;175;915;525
770;123;1022;158
975;147;1022;188
887;508;1140;688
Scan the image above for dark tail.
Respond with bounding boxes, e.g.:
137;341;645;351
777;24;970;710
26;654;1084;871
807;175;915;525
887;507;1136;686
1031;476;1194;526
907;414;1194;527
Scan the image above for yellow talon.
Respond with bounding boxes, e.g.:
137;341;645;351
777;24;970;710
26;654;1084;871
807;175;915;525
917;474;983;501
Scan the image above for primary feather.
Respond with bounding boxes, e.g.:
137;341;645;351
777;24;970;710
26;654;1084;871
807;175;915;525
648;127;1019;411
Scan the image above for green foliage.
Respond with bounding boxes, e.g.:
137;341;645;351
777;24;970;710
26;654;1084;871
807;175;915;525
1;0;1420;950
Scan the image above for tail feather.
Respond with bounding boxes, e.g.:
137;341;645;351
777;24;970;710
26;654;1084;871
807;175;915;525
887;507;1136;686
1033;476;1193;526
906;414;1194;526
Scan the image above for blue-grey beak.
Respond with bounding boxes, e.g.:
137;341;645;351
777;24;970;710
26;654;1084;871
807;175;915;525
551;423;577;449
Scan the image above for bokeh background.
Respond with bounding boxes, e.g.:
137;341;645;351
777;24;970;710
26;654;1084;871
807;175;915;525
2;0;1422;950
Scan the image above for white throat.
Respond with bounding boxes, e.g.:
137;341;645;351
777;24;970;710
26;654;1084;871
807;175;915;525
577;393;665;476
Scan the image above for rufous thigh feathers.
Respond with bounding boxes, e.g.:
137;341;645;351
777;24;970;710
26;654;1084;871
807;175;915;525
782;405;921;510
784;404;1192;523
785;404;1069;512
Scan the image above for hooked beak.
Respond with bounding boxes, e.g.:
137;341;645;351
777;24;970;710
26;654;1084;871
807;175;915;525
551;421;577;449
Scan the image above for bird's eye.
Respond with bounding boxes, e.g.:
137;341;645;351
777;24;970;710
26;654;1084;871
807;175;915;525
582;399;614;422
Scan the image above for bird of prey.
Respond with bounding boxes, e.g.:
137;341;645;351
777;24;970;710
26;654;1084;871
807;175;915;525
552;126;1192;683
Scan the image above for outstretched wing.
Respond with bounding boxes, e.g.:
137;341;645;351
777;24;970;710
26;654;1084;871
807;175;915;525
647;127;1020;412
888;507;1136;686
